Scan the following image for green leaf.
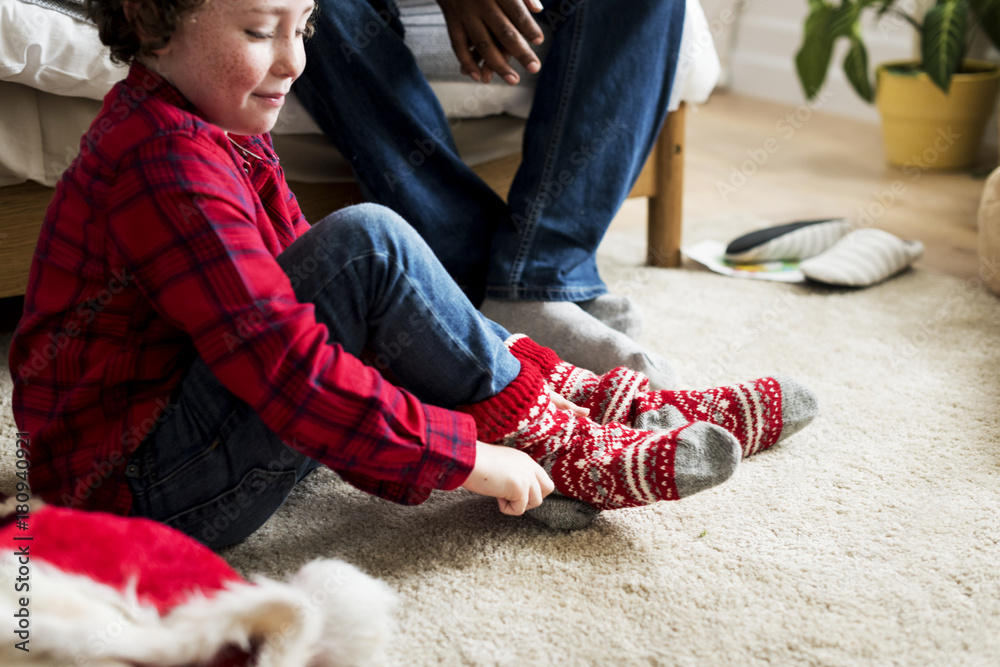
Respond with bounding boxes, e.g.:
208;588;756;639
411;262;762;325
922;0;969;93
844;35;875;102
830;2;862;38
970;0;1000;52
796;2;837;99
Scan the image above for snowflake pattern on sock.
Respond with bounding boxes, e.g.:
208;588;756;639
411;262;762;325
507;333;650;411
504;334;795;460
545;359;600;404
499;392;683;510
631;379;784;457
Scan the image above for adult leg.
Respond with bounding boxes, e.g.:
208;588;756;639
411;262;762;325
126;204;519;549
296;0;684;385
489;0;686;299
480;0;687;388
293;0;508;305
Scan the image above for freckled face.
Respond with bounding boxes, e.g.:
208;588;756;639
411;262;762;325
147;0;315;135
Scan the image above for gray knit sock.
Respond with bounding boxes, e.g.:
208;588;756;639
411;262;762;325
577;294;644;339
672;422;742;497
526;494;601;531
525;421;740;530
634;375;819;451
770;374;820;440
480;299;678;390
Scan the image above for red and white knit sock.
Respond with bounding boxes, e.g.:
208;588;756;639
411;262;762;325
506;335;818;458
459;363;740;510
600;372;819;457
505;333;642;406
628;379;783;457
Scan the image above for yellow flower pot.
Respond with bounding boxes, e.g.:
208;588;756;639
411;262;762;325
875;60;1000;170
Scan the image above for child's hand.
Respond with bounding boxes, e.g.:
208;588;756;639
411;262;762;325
461;442;555;516
548;389;589;418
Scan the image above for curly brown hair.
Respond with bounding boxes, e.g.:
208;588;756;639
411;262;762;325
86;0;316;65
86;0;204;65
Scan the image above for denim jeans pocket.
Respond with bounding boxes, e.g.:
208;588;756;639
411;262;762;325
162;467;299;549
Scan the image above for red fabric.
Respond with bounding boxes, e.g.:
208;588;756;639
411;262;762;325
572;365;650;425
8;62;476;516
1;502;254;665
512;334;786;458
458;362;546;443
465;383;684;510
1;504;241;614
507;335;606;405
632;378;785;458
506;334;564;376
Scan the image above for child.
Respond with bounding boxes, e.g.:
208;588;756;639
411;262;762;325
9;0;818;548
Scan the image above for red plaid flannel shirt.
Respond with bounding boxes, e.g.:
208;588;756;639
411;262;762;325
9;63;476;515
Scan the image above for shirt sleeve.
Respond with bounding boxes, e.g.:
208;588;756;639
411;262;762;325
104;132;477;500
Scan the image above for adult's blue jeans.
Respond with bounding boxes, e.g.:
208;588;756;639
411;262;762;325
125;204;519;550
293;0;686;305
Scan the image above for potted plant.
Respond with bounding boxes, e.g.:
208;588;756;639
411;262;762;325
795;0;1000;169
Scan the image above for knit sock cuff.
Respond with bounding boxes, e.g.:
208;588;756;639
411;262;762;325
458;360;547;443
505;334;563;375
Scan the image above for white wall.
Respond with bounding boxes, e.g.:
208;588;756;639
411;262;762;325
690;1;998;153
697;0;743;88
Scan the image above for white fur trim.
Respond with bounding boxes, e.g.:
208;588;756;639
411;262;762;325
0;555;396;667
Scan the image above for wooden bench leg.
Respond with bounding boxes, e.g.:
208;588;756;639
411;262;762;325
647;102;687;268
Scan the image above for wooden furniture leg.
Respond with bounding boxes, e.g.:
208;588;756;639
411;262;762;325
0;182;53;299
647;102;686;268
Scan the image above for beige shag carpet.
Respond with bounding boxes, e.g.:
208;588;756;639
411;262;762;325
2;213;999;665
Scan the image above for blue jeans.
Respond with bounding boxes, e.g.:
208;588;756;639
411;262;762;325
125;204;519;550
294;0;686;305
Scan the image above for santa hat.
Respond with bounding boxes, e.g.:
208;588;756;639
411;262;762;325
0;496;396;666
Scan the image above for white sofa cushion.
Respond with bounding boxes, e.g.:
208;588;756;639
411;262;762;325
2;0;719;127
0;0;128;100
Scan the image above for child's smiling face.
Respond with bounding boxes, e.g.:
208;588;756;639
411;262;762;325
145;0;315;135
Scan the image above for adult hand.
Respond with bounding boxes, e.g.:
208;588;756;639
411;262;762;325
435;0;545;85
461;441;555;515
